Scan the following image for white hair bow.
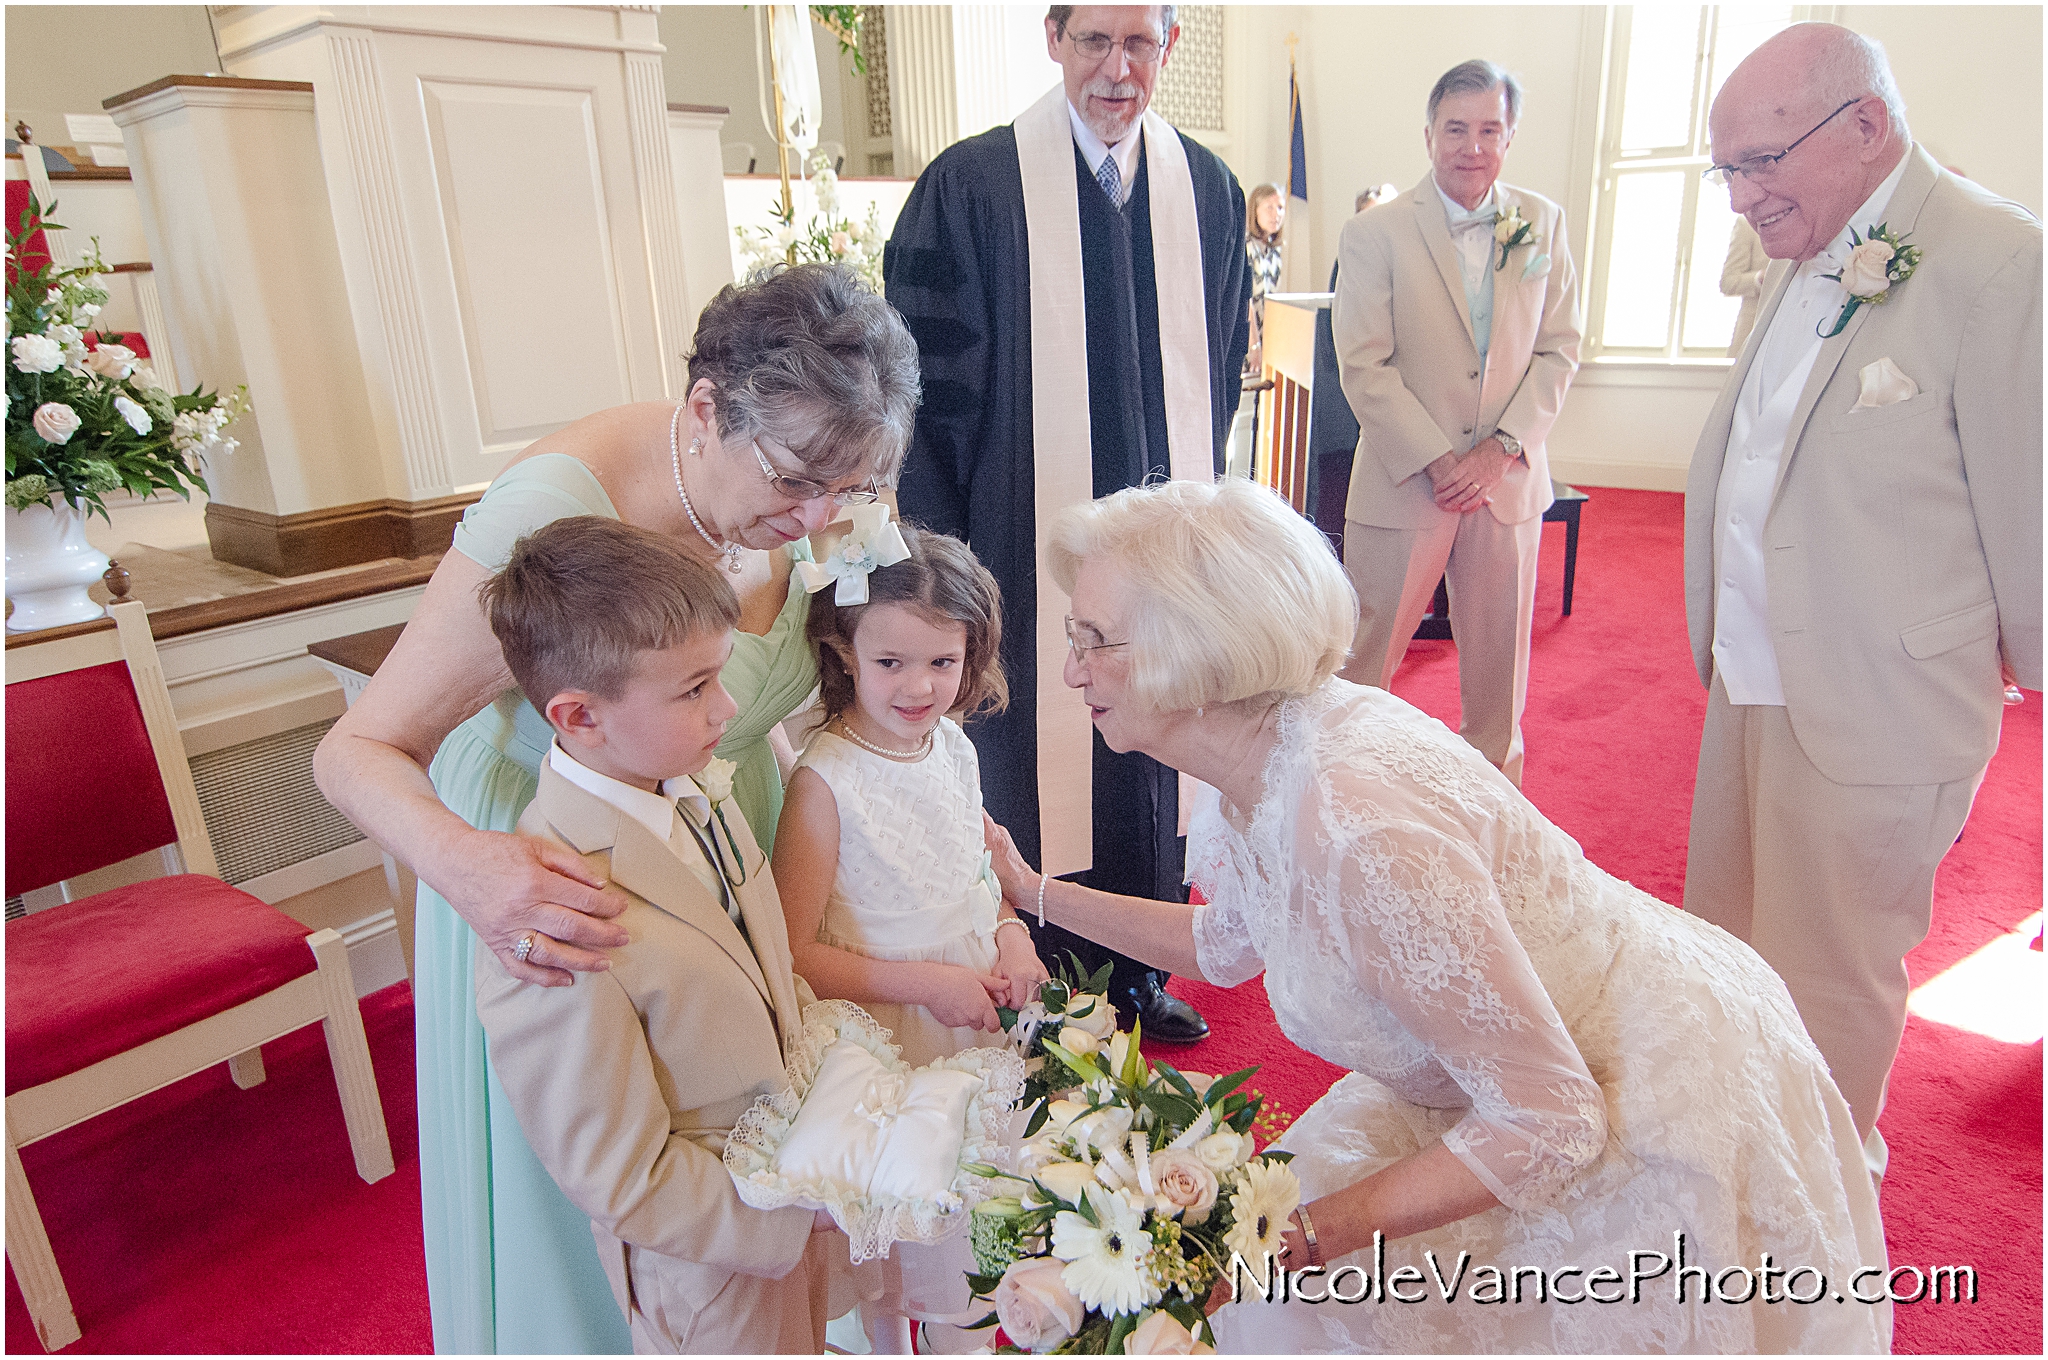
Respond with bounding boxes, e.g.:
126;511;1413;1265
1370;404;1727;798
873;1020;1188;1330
795;502;912;605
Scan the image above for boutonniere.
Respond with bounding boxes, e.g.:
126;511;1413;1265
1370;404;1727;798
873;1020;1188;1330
1818;223;1923;338
1492;206;1537;271
688;757;749;894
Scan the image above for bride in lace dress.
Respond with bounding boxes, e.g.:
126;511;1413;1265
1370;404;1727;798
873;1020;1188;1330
983;479;1887;1353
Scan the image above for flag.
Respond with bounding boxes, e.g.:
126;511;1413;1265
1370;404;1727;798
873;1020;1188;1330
1284;54;1310;291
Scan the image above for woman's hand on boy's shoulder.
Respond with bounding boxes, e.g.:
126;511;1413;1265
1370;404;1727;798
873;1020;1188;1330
451;826;632;986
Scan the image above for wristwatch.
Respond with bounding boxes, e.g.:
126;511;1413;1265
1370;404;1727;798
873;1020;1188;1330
1493;429;1524;462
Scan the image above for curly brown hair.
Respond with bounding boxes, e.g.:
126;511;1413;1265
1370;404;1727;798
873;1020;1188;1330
807;523;1008;724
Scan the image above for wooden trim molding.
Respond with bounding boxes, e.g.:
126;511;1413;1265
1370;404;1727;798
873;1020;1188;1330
4;554;441;651
103;74;315;110
666;102;732;115
204;493;477;578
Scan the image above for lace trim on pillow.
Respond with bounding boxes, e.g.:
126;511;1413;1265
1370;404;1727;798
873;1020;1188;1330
722;999;1025;1263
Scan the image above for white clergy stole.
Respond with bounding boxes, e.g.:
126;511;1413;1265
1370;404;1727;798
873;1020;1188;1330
1013;81;1214;877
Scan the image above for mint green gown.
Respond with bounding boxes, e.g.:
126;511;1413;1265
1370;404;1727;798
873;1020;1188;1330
414;454;817;1353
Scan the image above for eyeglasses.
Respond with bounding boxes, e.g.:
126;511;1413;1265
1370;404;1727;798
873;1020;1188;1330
750;439;881;506
1703;98;1860;187
1066;30;1164;65
1064;615;1128;660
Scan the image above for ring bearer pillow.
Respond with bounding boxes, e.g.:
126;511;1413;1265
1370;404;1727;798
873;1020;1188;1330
724;1001;1024;1263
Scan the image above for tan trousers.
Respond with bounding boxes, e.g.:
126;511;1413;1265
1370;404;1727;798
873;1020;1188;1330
1683;674;1985;1148
1341;511;1542;785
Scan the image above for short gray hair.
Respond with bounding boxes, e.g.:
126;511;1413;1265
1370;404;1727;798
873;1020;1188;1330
1807;26;1910;141
1046;479;1355;713
685;263;920;483
1046;5;1177;41
1427;59;1522;128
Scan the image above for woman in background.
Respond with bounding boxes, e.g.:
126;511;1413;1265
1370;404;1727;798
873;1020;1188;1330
1244;182;1285;374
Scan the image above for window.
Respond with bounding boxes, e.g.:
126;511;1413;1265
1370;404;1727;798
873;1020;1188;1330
1584;6;1802;360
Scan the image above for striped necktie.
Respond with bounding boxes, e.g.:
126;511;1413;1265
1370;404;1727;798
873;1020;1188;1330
1096;152;1122;206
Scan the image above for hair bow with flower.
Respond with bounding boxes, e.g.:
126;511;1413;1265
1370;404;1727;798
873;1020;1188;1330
1818;222;1922;338
796;501;912;604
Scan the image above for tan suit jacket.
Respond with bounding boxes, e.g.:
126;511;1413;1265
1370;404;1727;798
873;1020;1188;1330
475;762;829;1353
1684;146;2043;787
1335;174;1582;529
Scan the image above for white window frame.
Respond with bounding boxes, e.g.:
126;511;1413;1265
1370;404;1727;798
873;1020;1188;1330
1573;4;1836;367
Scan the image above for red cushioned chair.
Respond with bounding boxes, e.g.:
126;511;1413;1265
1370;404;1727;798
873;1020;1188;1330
4;601;394;1351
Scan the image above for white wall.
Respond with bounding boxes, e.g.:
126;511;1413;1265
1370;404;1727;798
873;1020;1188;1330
660;4;860;172
4;5;220;147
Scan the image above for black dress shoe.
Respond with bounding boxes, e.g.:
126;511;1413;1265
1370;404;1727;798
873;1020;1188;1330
1125;975;1210;1044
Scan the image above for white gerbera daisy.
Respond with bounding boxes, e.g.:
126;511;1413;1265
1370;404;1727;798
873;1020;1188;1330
1222;1159;1301;1286
1051;1186;1162;1315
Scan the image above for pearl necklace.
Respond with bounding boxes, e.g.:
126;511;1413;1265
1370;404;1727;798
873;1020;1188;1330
836;719;933;761
669;403;743;575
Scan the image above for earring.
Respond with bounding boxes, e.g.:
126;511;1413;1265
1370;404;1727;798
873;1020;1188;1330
688;437;704;456
1196;706;1204;717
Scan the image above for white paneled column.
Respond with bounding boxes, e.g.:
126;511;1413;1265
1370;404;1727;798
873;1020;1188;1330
884;5;1054;178
667;104;736;324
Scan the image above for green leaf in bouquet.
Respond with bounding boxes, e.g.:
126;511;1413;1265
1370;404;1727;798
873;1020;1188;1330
1149;1061;1201;1102
965;1272;1004;1299
963;1311;999;1332
1105;1310;1139;1354
1087;960;1115;994
1119;1016;1147;1086
1202;1067;1256;1106
1257;1149;1295;1163
1023;1099;1053;1138
996;1005;1019;1031
1043;1039;1105;1085
1131;1086;1200;1138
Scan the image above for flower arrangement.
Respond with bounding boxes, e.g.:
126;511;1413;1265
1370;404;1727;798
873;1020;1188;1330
6;194;245;520
998;957;1122;1132
1492;205;1536;271
1819;223;1922;338
965;1012;1302;1353
734;150;887;291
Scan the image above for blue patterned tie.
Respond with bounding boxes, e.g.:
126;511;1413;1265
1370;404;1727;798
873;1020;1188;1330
1096;152;1122;206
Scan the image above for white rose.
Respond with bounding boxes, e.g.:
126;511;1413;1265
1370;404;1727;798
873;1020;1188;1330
114;395;152;435
32;402;81;444
83;343;137;380
1149;1148;1219;1220
993;1257;1085;1352
693;756;737;804
1057;1025;1099;1056
12;334;62;373
1033;1159;1098;1204
1063;992;1117;1038
1494;216;1517;245
1839;239;1896;297
1127;1310;1212;1356
1194;1130;1246;1172
1041;1098;1088;1134
129;364;162;392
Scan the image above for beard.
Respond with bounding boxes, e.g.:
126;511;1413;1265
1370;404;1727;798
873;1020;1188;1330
1080;76;1145;141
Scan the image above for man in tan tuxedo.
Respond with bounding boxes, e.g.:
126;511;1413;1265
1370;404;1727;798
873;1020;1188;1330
472;518;840;1352
1334;59;1581;785
1683;23;2041;1176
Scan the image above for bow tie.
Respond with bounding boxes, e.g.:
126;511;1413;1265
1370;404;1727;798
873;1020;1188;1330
1448;207;1495;236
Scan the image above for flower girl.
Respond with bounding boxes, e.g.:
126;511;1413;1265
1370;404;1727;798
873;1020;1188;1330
774;509;1049;1352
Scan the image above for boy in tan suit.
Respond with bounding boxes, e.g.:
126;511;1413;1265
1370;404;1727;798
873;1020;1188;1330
471;517;840;1353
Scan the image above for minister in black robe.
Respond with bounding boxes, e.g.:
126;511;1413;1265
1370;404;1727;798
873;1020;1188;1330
884;81;1249;1041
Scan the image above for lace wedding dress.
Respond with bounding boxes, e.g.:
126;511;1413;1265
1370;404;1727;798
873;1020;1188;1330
1199;682;1887;1354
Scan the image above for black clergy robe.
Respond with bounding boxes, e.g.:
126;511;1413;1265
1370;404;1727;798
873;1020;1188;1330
885;121;1250;988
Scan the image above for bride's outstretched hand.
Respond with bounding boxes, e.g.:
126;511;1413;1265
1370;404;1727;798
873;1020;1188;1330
982;810;1036;906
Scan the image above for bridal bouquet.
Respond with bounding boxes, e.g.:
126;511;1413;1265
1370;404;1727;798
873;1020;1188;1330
6;194;245;519
966;1022;1300;1353
998;956;1121;1131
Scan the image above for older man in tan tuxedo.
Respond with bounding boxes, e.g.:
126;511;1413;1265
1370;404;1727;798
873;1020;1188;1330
1684;23;2041;1177
475;754;840;1352
1334;59;1581;786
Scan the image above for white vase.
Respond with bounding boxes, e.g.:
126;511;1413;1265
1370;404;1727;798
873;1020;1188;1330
6;497;111;632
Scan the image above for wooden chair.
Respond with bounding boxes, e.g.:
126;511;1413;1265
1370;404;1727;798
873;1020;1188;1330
4;600;393;1351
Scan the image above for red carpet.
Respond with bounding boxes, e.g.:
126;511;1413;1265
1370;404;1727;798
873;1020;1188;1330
7;491;2038;1353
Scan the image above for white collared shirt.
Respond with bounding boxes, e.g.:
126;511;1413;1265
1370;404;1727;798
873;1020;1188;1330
1068;101;1142;207
546;743;735;920
1711;151;1912;706
1434;177;1500;366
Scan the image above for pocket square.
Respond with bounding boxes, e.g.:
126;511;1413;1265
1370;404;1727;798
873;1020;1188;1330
1522;252;1552;282
1852;356;1920;410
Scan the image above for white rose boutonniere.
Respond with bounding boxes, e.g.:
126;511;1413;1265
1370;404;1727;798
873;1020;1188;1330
1492;205;1537;271
1820;222;1923;338
693;756;737;806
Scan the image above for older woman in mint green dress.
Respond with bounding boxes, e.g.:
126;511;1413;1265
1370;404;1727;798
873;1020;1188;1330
314;266;919;1353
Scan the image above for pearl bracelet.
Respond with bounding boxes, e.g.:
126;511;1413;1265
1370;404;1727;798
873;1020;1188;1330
1035;872;1050;927
995;916;1031;941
